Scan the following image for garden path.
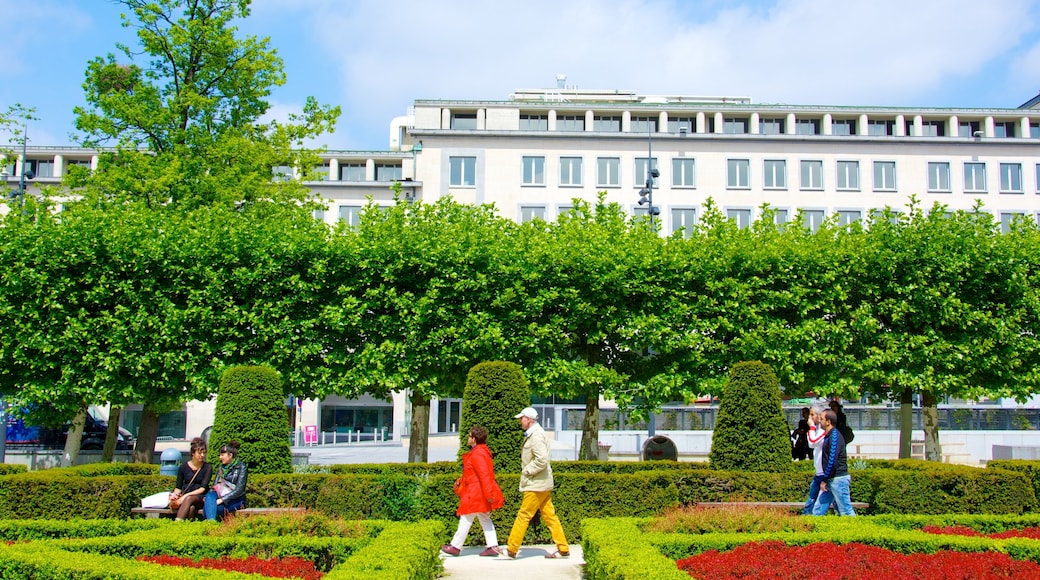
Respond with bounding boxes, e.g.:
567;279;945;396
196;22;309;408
440;543;584;579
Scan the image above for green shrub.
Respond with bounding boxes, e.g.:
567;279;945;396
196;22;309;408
987;460;1040;505
709;361;792;473
208;365;292;474
867;466;1037;515
582;518;689;580
457;361;530;472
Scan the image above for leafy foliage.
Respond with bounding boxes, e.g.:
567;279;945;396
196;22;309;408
208;365;292;474
709;361;793;472
457;361;530;472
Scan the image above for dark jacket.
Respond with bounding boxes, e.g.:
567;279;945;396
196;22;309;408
820;427;849;480
175;461;212;495
213;460;248;503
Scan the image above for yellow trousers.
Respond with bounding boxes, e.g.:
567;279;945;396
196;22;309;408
506;490;569;554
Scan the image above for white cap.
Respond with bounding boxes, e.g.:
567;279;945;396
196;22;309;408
514;406;538;420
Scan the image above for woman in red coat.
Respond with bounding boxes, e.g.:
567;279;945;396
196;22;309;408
441;425;506;557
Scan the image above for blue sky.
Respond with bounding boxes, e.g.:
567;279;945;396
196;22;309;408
3;0;1040;151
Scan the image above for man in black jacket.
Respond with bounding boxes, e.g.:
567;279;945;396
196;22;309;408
811;410;856;516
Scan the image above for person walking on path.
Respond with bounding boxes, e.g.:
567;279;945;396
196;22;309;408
442;425;506;557
801;405;827;515
505;406;570;559
812;409;856;516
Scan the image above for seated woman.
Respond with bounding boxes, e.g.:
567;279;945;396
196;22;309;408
169;437;212;521
202;440;248;520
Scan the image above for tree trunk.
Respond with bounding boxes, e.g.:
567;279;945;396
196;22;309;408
921;390;943;462
101;406;122;462
898;387;913;459
579;395;600;461
132;408;160;464
408;392;430;463
61;404;88;468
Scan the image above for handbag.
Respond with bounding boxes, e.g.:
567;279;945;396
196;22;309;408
168;462;203;510
141;491;171;509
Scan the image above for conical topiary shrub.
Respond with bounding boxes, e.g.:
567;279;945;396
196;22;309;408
208;365;292;474
458;361;531;472
709;361;793;473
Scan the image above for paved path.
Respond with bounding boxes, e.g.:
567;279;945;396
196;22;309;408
440;544;585;579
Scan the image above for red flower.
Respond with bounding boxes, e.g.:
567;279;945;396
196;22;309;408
137;554;323;580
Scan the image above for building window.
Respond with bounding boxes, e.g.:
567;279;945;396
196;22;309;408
339;205;362;228
836;161;860;190
451;113;477;130
1000;163;1023;193
375;164;402;181
763;160;786;189
800;160;823;190
1031;122;1040;139
831;119;856;136
873;161;896;191
727;208;752;229
559;157;582;186
597;157;620;187
795;119;820;135
556;204;574;219
774;208;789;225
802;209;826;232
522;156;545;185
631;117;657;133
593;115;621;132
520;205;546;222
668;117;695;134
727;159;750;189
920;121;945;137
759;118;785;135
312;208;326;222
994;121;1016;138
635;157;658;187
723;118;748;134
340;163;365;181
556;115;585;131
26;159;55;178
449;156;476;187
520;114;548;131
1001;212;1026;233
272;165;293;182
959;121;981;137
867;120;894;136
672;158;695;187
837;210;862;226
965;163;987;192
927;162;951;192
670;208;697;238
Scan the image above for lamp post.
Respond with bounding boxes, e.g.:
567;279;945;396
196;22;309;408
637;121;660;437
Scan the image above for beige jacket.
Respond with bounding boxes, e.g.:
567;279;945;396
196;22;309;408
519;423;554;492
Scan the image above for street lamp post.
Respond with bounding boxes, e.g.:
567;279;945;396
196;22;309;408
637;121;660;437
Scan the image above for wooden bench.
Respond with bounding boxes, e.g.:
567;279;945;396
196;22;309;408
695;501;870;511
131;506;305;519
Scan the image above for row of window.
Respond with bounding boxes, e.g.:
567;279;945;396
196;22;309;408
448;155;1037;194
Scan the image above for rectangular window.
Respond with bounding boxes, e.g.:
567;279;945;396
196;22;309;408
449;156;476;187
451;113;477;130
375;164;402;181
774;208;789;225
340;163;365;181
727;159;750;189
556;204;574;219
520;114;548;131
837;210;862;226
994;121;1016;138
726;208;752;229
836;161;860;190
800;160;823;189
1001;212;1026;233
556;115;584;131
559;157;582;186
670;208;697;238
668;117;695;134
867;120;894;136
927;162;951;192
520;205;546;223
1000;163;1023;193
631;117;657;133
802;209;826;232
959;121;981;137
795;119;820;135
635;157;659;187
873;161;896;191
763;160;786;189
597;157;620;187
831;119;855;136
27;159;54;178
593;116;621;132
522;156;545;185
723;118;748;134
338;205;362;228
759;118;785;134
964;163;987;192
1032;122;1040;139
672;158;695;187
920;121;945;137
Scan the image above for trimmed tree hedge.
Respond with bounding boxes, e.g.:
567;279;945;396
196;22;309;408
457;361;531;472
709;361;792;472
208;365;292;474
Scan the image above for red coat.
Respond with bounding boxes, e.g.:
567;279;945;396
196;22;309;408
456;443;505;516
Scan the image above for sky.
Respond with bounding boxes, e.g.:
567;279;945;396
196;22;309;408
3;0;1040;151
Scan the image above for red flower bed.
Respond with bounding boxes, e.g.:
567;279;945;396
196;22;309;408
676;540;1040;579
923;524;1040;540
137;554;323;579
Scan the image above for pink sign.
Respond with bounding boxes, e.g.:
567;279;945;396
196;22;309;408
304;425;318;445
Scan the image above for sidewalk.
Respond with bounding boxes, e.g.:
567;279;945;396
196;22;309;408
440;544;585;579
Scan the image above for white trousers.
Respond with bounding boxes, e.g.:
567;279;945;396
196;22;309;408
450;512;498;548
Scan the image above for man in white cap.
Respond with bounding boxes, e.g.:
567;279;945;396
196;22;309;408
504;406;570;559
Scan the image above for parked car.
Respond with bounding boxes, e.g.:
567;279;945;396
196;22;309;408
6;412;134;451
